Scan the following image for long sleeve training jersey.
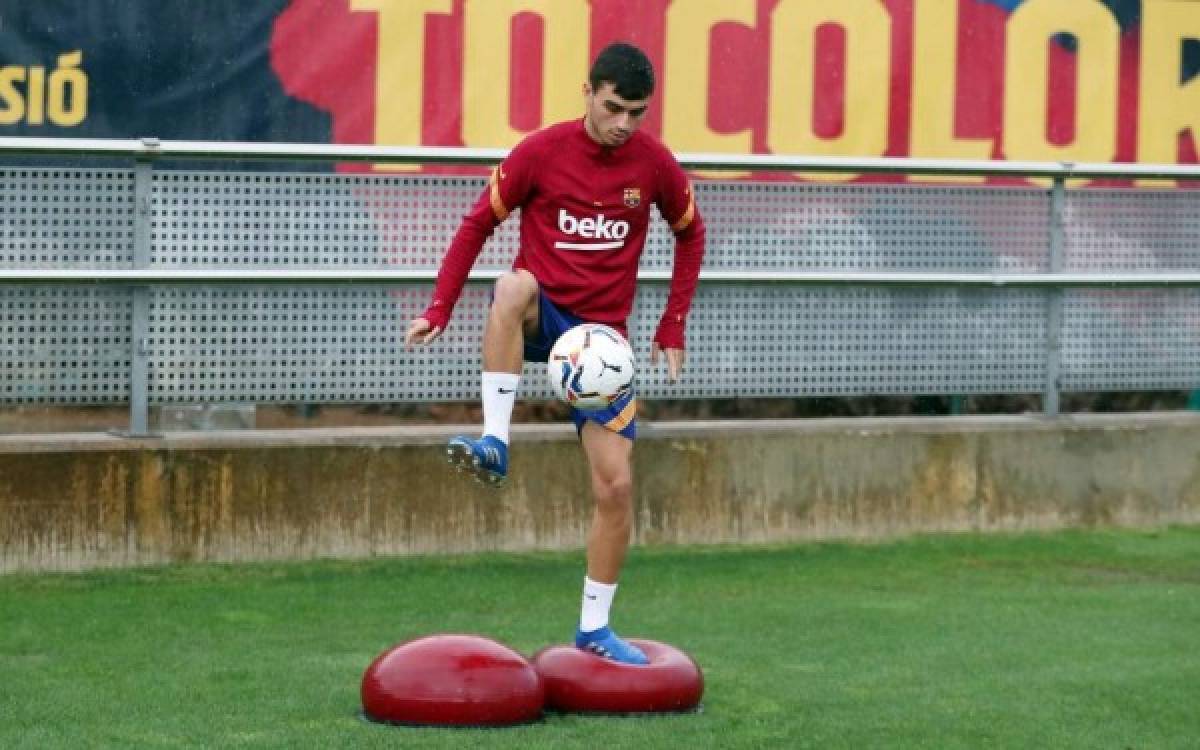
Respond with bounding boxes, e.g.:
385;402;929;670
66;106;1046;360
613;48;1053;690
421;118;705;349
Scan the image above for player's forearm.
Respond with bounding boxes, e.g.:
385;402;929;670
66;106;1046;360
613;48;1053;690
422;215;494;330
654;218;705;348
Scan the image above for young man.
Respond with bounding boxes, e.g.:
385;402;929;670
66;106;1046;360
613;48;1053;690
404;42;705;665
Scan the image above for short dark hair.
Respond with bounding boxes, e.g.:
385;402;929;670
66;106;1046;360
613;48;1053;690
589;42;655;100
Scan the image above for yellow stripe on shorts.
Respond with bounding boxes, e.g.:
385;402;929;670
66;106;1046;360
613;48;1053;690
604;398;638;433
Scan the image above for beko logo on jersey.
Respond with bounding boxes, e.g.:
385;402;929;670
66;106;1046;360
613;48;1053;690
555;209;629;251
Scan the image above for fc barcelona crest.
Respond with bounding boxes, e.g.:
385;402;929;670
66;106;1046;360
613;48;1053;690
623;187;641;208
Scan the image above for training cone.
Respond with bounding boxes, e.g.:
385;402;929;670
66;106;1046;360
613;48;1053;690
361;634;544;727
532;639;704;714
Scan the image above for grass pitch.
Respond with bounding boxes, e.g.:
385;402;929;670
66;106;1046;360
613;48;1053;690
2;527;1198;749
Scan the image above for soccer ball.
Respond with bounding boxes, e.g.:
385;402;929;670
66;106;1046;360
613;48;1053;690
546;324;635;410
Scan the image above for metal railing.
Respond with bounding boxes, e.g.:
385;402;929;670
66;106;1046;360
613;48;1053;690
2;136;1199;435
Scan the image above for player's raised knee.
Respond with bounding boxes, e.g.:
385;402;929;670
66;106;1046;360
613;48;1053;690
492;271;538;313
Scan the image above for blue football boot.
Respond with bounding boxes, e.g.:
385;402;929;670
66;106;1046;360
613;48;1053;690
575;625;649;665
446;435;508;487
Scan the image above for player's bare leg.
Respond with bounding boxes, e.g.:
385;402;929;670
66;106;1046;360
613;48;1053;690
581;421;634;582
446;270;539;486
483;269;540;373
575;420;647;664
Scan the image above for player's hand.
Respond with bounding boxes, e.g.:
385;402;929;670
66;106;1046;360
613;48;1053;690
404;317;443;348
650;342;685;383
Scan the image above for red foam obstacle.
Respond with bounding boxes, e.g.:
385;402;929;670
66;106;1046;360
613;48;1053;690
532;639;704;714
361;634;544;727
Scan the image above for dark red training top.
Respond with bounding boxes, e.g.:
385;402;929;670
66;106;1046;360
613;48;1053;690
422;118;705;349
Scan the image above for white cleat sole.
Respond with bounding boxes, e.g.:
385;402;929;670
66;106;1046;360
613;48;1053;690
445;442;506;488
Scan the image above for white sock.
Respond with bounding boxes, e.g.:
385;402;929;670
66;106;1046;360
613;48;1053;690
481;372;520;444
579;576;618;633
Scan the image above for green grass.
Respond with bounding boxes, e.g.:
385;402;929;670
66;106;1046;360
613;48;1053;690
2;527;1199;749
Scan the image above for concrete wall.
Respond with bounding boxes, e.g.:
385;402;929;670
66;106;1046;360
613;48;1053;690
3;413;1200;573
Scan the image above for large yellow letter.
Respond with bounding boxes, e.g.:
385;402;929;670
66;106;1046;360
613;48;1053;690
768;0;891;181
1139;0;1200;186
352;0;452;170
664;0;755;177
1003;0;1119;165
462;0;589;148
910;0;991;183
0;67;26;126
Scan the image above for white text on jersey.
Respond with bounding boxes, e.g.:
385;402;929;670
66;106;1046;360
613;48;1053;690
555;208;630;251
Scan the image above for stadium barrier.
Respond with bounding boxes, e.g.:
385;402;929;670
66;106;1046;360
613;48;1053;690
2;139;1199;571
2;413;1199;573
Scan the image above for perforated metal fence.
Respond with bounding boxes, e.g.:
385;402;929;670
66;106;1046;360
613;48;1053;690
1;138;1199;434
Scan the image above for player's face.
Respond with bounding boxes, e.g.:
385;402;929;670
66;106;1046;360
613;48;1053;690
583;82;649;148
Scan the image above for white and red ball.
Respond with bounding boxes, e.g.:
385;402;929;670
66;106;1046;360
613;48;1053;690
546;324;635;410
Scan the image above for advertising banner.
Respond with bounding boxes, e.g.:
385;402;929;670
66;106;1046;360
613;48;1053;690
1;0;1198;181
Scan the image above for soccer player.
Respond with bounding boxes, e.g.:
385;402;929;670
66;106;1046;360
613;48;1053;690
404;42;705;665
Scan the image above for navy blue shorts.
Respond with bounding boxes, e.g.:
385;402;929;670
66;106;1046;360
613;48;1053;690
523;292;637;440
